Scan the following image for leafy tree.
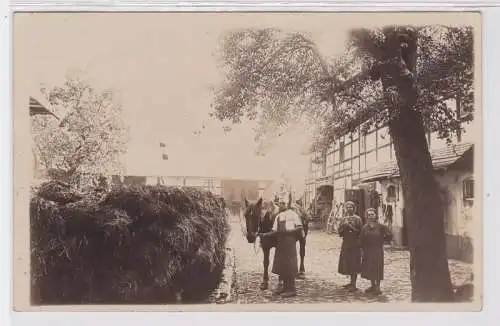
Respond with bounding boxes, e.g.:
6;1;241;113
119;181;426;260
211;25;474;301
31;78;129;187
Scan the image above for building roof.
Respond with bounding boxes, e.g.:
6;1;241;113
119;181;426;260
29;96;59;120
360;142;474;183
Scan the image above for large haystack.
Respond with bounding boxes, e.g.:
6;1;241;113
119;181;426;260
31;181;230;304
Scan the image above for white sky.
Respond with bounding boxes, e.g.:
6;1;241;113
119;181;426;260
15;13;350;181
15;12;475;182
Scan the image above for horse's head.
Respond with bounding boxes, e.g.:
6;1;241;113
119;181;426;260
243;197;264;243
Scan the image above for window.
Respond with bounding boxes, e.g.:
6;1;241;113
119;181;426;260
387;185;396;197
339;141;345;162
386;184;397;202
463;178;474;201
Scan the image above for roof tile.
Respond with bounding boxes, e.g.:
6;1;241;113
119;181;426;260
361;142;473;183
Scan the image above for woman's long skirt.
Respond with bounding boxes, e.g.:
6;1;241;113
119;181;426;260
361;246;384;281
338;241;361;276
272;234;298;280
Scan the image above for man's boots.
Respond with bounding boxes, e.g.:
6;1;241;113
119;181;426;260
272;278;285;295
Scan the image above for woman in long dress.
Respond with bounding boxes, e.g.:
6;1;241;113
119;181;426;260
360;208;392;295
337;201;363;291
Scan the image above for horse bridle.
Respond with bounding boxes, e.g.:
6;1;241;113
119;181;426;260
237;204;268;254
238;205;257;237
245;205;266;236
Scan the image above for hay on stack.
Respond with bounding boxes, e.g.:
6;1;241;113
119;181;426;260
31;181;230;304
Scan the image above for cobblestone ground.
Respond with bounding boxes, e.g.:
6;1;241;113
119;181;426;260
227;218;473;304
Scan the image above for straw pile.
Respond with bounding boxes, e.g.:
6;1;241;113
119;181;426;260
31;181;230;304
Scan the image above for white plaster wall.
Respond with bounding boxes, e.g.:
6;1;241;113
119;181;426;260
379;170;473;237
165;176;183;186
145;176;158;185
435;170;474;236
435;173;458;235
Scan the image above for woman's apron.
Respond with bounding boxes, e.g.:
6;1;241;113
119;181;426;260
271;219;298;279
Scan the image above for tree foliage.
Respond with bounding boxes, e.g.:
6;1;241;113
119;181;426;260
210;28;333;154
211;25;474;153
31;78;129;185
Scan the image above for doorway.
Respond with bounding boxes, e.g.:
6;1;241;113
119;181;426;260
315;185;334;226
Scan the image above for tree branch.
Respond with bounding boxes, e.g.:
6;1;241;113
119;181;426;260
319;65;378;103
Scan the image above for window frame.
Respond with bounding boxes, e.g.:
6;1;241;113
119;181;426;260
463;177;474;202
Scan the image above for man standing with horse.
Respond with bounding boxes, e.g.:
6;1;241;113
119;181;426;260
260;195;304;297
242;193;309;296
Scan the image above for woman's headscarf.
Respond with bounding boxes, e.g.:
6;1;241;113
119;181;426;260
345;201;356;209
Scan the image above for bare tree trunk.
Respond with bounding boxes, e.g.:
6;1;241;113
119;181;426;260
389;106;454;302
371;27;453;302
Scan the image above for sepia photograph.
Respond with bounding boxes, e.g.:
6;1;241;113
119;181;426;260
12;11;482;311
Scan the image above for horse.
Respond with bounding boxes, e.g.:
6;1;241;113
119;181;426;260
242;195;309;290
